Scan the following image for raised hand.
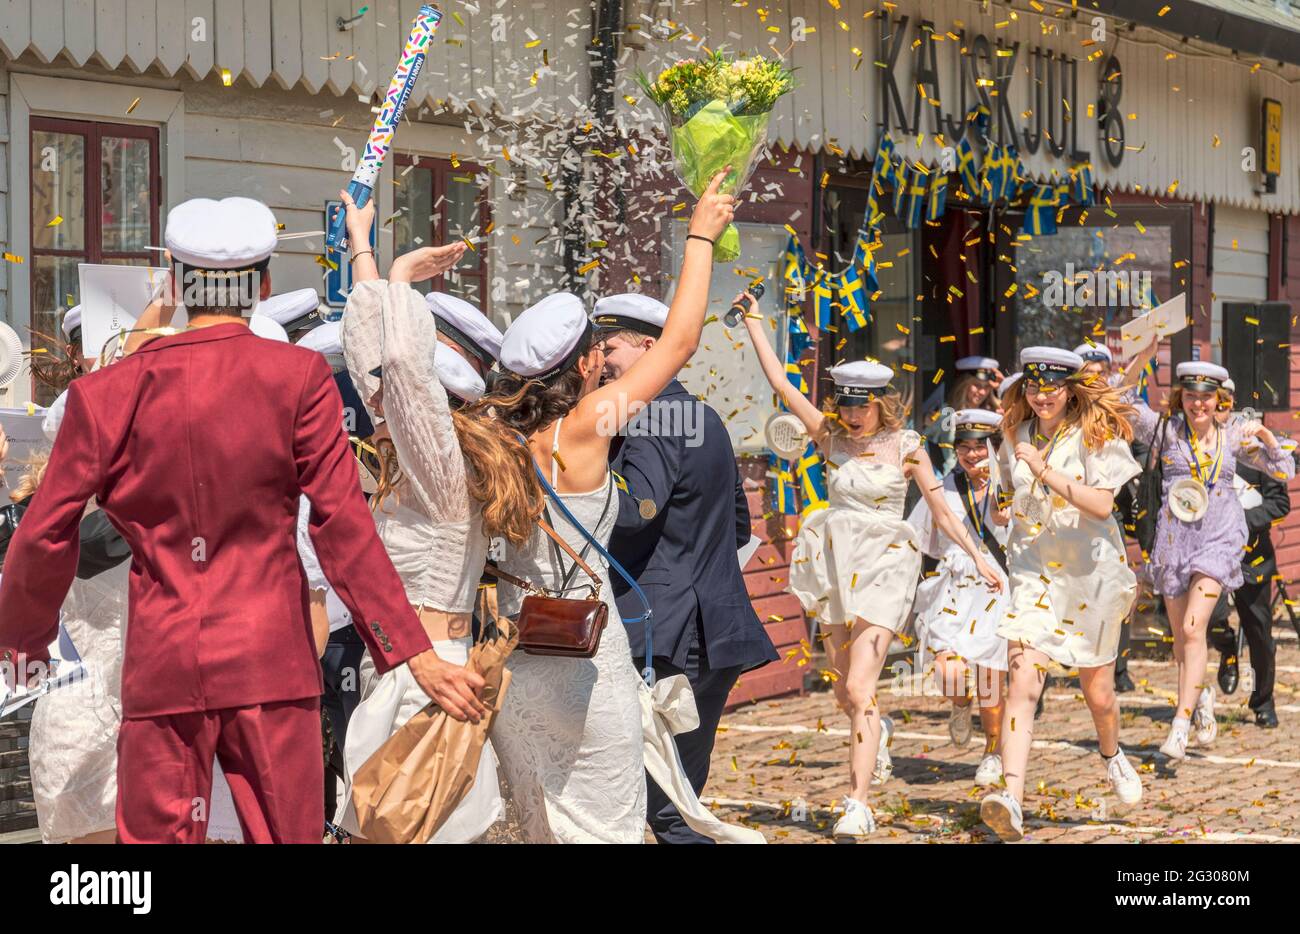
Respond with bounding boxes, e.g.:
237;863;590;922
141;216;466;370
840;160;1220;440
389;244;468;285
688;168;738;243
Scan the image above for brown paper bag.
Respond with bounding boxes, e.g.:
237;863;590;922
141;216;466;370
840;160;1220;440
350;616;516;844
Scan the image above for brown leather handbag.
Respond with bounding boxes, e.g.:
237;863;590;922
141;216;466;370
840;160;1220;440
484;517;609;658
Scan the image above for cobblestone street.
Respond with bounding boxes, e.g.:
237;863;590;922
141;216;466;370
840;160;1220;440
706;632;1300;844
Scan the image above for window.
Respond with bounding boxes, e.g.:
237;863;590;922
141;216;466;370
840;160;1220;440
821;179;923;425
29;117;160;402
392;154;490;309
994;204;1193;369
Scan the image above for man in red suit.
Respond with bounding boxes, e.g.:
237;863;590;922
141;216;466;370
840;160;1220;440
0;197;486;843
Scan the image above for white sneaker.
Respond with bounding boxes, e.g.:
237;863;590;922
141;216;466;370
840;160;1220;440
949;701;973;747
1193;687;1218;745
832;797;876;838
974;753;1003;787
1105;748;1143;805
979;791;1024;842
872;716;895;785
1160;723;1189;761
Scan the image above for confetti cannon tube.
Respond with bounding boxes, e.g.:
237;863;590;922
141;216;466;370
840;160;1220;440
326;4;443;250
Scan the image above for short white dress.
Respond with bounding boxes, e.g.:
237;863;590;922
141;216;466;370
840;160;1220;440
789;429;924;632
334;279;502;843
492;419;648;844
995;422;1141;669
907;471;1009;671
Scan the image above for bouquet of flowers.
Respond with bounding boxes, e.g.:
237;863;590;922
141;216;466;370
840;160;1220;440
638;53;795;262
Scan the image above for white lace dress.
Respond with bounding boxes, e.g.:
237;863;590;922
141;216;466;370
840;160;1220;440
333;279;502;843
28;560;128;844
789;429;924;632
492;418;648;844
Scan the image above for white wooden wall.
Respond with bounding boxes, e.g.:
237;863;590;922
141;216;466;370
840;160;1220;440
0;68;8;334
619;0;1300;216
0;0;593;123
1210;204;1271;362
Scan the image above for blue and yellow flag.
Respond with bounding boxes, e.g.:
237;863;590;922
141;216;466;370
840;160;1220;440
926;169;948;223
1023;182;1060;236
1071;161;1095;206
894;161;927;228
956;137;980;200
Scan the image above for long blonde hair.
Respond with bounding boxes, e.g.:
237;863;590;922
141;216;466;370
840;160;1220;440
373;386;543;546
1001;375;1134;450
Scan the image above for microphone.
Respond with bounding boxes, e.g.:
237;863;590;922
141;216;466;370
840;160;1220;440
723;281;765;327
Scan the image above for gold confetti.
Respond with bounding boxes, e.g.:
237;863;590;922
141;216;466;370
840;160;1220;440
126;96;142;114
221;68;233;87
45;215;64;227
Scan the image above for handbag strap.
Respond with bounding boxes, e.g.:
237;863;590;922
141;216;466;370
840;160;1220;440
481;516;604;597
1148;413;1169;473
532;463;657;686
555;479;614;593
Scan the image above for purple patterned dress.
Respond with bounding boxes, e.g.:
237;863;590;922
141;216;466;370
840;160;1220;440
1129;398;1295;596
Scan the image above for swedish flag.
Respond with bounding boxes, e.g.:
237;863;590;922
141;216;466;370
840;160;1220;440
982;145;1021;203
894;161;927;228
813;271;834;331
797;443;828;516
926;169;948;223
1023;182;1060;236
1071;161;1095;206
956;137;980;199
771;457;798;514
872;134;896;192
839;268;869;332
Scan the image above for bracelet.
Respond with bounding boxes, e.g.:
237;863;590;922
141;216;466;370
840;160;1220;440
686;234;715;246
349;250;374;265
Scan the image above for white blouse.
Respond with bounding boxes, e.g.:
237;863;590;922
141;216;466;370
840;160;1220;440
340;280;487;614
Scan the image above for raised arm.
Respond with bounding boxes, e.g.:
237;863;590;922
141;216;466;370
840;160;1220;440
1232;418;1296;481
739;293;825;439
905;444;1002;591
569;170;735;440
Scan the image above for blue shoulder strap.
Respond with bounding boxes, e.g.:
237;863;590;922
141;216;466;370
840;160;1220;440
532;462;657;686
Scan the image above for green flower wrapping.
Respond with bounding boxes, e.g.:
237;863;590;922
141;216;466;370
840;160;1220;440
669;101;771;262
638;54;794;264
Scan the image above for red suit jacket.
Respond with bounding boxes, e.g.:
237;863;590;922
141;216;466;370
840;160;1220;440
0;323;430;718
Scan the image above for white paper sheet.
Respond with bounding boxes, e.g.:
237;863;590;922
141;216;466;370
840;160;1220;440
1120;293;1186;359
0;406;49;491
738;533;762;571
78;264;175;358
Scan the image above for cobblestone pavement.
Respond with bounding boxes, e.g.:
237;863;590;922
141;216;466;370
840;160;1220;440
705;632;1300;844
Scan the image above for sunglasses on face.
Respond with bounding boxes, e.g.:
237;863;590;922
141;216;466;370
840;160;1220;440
1025;381;1066;397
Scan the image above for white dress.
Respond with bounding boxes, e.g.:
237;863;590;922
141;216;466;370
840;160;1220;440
333;279;502;843
996;422;1141;669
492;419;648;844
907;472;1010;671
789;429;924;631
28;560;128;844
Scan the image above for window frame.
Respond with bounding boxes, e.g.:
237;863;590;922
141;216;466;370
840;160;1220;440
392;152;491;312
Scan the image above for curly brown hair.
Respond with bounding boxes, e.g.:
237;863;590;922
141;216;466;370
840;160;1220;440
372;386;544;546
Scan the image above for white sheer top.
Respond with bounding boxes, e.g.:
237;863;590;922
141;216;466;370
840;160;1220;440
341;280;487;614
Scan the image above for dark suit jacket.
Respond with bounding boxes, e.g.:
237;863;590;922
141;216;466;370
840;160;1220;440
1237;462;1291;585
0;324;429;718
609;380;777;672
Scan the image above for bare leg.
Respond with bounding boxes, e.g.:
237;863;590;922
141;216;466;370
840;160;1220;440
933;651;972;705
1078;663;1120;757
1000;643;1051;803
820;622;853;717
841;621;896;804
975;666;1005;754
1172;575;1221;720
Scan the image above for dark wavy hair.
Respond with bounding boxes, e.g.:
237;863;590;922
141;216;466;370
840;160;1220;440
486;330;595;437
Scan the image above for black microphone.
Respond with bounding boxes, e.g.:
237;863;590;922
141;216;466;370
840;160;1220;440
723;281;765;327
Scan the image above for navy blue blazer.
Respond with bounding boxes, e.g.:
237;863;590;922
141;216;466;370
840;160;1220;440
608;380;777;672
